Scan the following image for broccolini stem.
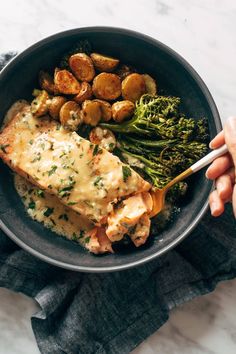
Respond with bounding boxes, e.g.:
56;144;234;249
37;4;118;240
123;136;176;148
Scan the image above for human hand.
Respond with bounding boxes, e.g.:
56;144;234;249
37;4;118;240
206;116;236;218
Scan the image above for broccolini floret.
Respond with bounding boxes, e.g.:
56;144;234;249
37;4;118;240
101;94;209;190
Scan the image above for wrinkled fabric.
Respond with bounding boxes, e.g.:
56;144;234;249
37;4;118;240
0;53;236;354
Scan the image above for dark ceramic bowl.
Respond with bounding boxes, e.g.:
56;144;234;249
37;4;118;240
0;27;221;272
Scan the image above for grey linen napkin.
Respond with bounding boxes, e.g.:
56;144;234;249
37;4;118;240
0;53;236;354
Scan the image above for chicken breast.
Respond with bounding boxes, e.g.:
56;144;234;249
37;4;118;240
0;104;151;225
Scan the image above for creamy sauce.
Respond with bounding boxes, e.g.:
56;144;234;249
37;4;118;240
2;101;152;253
1;100;28;129
14;174;94;249
121;152;145;169
4;105;150;224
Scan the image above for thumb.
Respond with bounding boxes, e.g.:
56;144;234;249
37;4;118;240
224;116;236;168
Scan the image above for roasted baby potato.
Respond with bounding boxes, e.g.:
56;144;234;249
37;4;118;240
74;82;93;104
142;74;157;95
121;73;146;102
89;127;116;151
69;53;95;82
111;100;135;123
82;100;102;126
92;73;121;101
59;101;82;130
93;99;112;122
90;53;119;72
31;90;49;117
38;70;55;94
48;96;67;120
54;69;81;95
115;64;136;80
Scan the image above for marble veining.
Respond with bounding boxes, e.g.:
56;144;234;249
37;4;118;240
0;0;236;353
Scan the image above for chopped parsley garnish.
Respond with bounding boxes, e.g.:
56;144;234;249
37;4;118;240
79;230;85;239
93;144;102;156
0;144;10;153
48;184;52;189
122;165;132;182
31;154;41;163
59;151;67;158
58;178;75;197
28;201;36;209
43;207;54;217
59;214;69;221
69;176;74;182
84;236;91;244
109;143;115;150
67;201;77;205
29;140;33;145
58;185;74;198
48;165;57;176
84;200;93;207
72;232;78;241
36;189;45;198
93;176;103;187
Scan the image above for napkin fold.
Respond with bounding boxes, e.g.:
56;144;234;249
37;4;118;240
0;53;236;354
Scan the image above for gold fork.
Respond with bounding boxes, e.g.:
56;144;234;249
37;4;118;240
149;143;228;217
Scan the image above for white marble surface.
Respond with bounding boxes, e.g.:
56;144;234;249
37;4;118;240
0;0;236;353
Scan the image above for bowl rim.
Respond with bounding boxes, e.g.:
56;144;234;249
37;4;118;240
0;26;222;272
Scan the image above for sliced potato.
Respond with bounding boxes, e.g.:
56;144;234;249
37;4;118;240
90;53;119;72
74;82;93;104
82;100;102;126
93;99;112;122
115;64;136;80
59;101;82;131
69;53;95;82
89;127;116;151
142;74;157;95
112;100;135;123
92;73;121;101
39;70;55;94
121;73;146;102
48;96;67;120
54;69;81;95
31;90;49;117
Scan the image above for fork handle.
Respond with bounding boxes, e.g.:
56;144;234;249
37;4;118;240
191;144;228;173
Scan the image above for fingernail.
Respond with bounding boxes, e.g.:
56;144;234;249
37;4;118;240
210;202;218;216
205;169;211;179
209;141;213;149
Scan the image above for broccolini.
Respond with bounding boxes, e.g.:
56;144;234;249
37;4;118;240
101;94;208;191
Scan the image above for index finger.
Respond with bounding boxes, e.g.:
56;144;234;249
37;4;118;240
209;130;225;149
